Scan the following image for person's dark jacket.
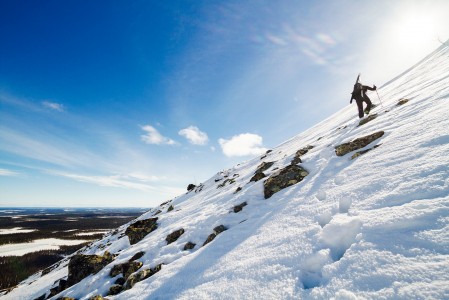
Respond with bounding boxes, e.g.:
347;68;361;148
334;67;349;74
351;84;376;103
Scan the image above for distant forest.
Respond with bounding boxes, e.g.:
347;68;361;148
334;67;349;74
0;208;145;292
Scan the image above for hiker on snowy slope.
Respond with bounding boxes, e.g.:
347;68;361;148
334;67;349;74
350;82;377;118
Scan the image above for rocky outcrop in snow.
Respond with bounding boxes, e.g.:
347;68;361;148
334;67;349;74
334;131;384;156
125;218;158;245
264;164;309;199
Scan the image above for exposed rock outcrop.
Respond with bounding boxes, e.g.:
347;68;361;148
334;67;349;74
358;114;378;127
124;264;162;290
233;202;247;213
335;131;384;156
250;161;274;182
125;218;158;245
67;252;114;287
351;145;381;159
110;261;143;279
291;145;314;165
129;251;145;262
89;296;109;300
264;165;309;199
184;242;196;250
187;184;196;191
108;284;123;296
203;225;227;246
49;279;67;298
166;229;185;244
397;98;409;105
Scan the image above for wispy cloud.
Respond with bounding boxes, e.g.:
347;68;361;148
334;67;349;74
178;126;209;145
0;168;20;177
47;170;157;191
141;125;176;145
218;133;267;157
42;101;65;112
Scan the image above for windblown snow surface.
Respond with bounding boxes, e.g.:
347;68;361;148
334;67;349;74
3;43;449;300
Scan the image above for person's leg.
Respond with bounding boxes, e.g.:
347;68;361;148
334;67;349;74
356;99;364;118
363;96;372;114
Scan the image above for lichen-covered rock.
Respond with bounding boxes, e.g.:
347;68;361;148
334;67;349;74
114;277;126;285
358;114;378;127
129;251;145;262
166;228;185;244
184;242;196;250
108;284;123;296
125;218;158;245
233;202;247;213
124;264;162;290
264;165;309;199
397;98;409;105
167;205;174;212
110;261;143;278
217;178;235;188
250;172;266;182
291;145;314;165
256;161;274;173
351;145;381;159
250;161;274;182
49;279;68;298
335;131;384;157
89;295;109;300
203;225;227;246
67;252;114;286
56;297;75;300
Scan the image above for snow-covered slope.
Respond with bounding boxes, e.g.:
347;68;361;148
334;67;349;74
4;43;449;300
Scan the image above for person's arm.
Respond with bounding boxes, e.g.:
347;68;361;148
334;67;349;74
363;85;377;91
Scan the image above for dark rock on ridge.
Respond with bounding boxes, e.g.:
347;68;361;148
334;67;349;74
110;261;143;279
358;114;378;127
233;202;247;213
203;225;228;246
125;218;158;245
124;264;162;290
166;229;185;244
264;165;309;199
397;98;409;105
67;252;114;287
128;251;145;262
351;145;381;159
184;242;196;250
291;145;314;165
335;131;384;156
250;161;274;182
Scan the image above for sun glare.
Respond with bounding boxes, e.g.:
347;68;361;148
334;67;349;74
393;11;437;51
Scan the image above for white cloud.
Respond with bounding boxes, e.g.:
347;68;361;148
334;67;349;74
47;171;156;191
141;125;176;145
178;126;209;145
0;168;20;177
218;133;268;157
42;101;64;112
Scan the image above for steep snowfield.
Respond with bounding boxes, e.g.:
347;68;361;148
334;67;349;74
3;43;449;300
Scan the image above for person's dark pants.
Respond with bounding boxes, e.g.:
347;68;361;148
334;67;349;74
356;97;372;118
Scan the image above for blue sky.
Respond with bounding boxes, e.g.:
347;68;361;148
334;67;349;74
1;0;448;207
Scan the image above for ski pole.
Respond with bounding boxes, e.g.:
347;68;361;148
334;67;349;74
376;89;385;108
